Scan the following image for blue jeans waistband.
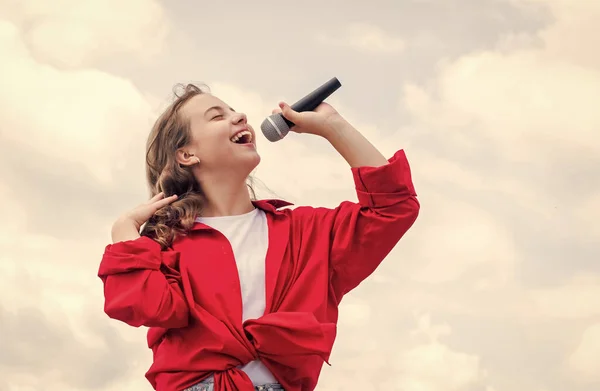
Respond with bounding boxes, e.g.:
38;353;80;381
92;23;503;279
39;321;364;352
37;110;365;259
184;380;284;391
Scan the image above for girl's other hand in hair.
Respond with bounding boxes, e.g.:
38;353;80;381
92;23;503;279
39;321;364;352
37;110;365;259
111;192;178;243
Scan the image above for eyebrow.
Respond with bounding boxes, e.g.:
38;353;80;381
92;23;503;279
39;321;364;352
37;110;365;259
204;105;236;117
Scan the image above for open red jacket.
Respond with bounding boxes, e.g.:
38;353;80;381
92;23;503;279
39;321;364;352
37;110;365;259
98;149;420;391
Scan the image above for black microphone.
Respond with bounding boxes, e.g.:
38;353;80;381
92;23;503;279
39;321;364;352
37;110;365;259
260;77;342;142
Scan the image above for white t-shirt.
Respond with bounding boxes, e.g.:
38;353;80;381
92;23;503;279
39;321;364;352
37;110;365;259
195;208;277;385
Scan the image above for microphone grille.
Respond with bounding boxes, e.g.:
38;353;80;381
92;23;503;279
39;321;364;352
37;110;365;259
260;114;290;142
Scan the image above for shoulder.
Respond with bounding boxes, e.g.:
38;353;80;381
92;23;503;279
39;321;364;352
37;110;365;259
255;199;351;234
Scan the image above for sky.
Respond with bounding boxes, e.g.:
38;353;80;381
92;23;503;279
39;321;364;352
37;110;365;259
0;0;598;390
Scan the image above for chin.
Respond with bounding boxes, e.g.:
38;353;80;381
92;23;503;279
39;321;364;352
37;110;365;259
239;150;260;174
248;151;261;169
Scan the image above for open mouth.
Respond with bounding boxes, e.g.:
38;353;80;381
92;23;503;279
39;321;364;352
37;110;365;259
230;130;253;145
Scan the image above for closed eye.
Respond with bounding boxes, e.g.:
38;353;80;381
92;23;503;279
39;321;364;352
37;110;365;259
211;114;223;120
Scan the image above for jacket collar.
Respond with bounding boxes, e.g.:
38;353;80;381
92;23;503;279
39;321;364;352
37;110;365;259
252;199;294;213
189;199;293;231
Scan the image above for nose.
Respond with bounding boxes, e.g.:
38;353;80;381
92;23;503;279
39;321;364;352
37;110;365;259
232;112;247;125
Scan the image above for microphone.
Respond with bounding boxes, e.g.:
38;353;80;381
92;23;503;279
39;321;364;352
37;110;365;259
260;77;342;142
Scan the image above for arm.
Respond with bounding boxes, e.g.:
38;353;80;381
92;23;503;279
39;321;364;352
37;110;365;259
97;236;190;329
322;116;389;168
321;118;420;299
279;102;420;299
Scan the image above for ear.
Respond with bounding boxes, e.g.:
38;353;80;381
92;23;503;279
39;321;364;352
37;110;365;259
176;149;200;166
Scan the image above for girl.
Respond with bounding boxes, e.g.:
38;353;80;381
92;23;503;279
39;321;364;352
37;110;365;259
98;84;420;391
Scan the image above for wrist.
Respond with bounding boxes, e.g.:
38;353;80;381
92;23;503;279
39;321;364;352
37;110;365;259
320;114;350;140
111;217;141;243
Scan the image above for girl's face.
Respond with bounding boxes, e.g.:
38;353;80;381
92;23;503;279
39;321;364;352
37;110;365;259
179;93;260;176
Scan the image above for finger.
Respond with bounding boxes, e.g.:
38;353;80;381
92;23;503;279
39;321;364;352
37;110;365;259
271;108;282;115
279;102;301;122
152;194;178;209
146;192;165;204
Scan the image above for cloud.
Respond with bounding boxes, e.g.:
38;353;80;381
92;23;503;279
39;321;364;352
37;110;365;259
0;0;168;68
402;51;599;164
567;322;600;383
406;192;518;285
0;304;142;390
529;274;600;319
0;17;163;240
0;2;167;389
392;314;489;391
315;22;406;54
511;0;600;69
317;314;492;391
372;1;600;388
0;19;155;180
399;0;600;282
1;0;599;390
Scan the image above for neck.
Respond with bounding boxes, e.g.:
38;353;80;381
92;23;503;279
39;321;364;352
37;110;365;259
198;172;254;217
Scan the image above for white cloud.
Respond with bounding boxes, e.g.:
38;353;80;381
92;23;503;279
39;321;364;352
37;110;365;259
567;322;600;383
338;298;372;327
316;22;405;54
317;314;493;391
402;51;600;163
511;0;600;69
408;192;518;285
529;275;600;319
0;20;156;183
1;0;599;390
401;0;600;168
0;3;167;389
0;0;168;68
397;0;600;288
574;192;600;238
393;314;490;391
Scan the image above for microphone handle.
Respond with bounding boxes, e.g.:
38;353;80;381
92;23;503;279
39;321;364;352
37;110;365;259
282;77;342;127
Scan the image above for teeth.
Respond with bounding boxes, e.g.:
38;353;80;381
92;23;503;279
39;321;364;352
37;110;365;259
230;130;252;143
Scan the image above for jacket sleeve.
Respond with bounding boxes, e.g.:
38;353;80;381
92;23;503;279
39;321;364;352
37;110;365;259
327;149;420;299
97;236;190;328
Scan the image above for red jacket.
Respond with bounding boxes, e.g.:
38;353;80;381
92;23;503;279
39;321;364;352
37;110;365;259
98;149;420;391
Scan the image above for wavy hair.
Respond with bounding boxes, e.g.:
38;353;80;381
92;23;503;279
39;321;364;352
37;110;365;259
140;83;255;249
